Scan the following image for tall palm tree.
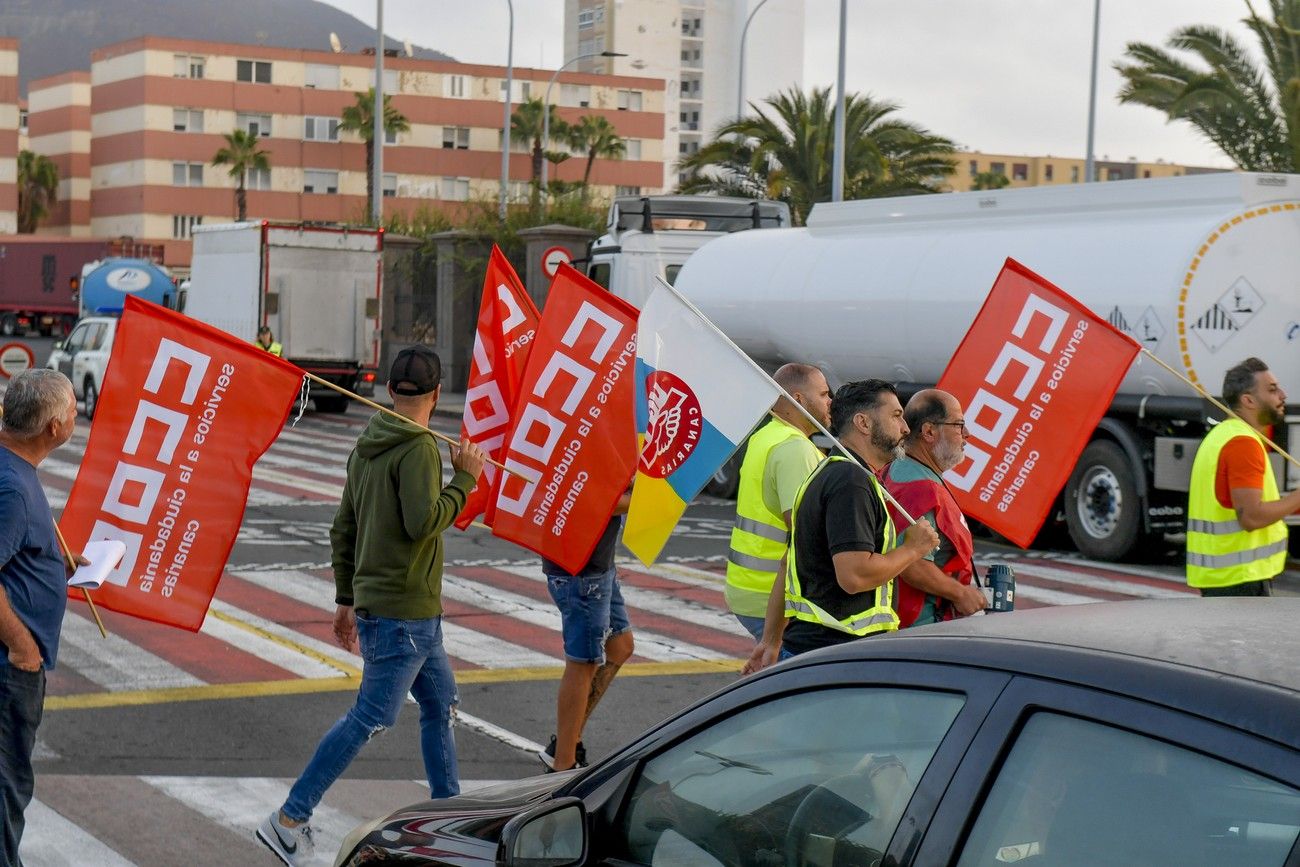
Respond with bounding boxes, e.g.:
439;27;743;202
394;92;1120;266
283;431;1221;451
339;88;411;222
677;87;956;225
1115;1;1300;171
211;130;270;221
510;97;568;209
566;115;626;194
16;150;58;233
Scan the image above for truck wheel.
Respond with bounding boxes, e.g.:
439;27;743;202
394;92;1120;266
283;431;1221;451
83;378;99;421
314;394;350;414
1064;440;1142;561
703;444;745;499
0;314;16;336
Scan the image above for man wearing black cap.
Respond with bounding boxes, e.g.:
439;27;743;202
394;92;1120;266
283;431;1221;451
258;346;485;867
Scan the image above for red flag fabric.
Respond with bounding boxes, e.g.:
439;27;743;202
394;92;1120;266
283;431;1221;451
491;264;639;573
60;296;303;631
936;258;1140;547
455;246;541;530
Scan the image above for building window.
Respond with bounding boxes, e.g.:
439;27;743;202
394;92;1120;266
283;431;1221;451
244;167;271;190
173;108;204;133
237;112;272;137
561;84;591;107
1143;169;1152;178
174;54;205;79
303;169;339;194
236;59;272;83
382;173;397;197
499;80;531;102
440;177;470;201
1107;168;1123;181
18;109;27;133
442;126;470;149
617;89;643;111
615;185;641;196
1012;163;1028;181
172;215;203;239
969;159;979;176
1045;164;1054;181
384;127;398;145
305;63;340;90
172;162;203;186
444;75;467;98
304;116;341;142
624;139;642;160
578;8;595;28
579;38;595;55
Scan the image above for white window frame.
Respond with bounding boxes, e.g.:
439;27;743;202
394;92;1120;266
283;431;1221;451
172;108;204;133
173;54;205;79
172;162;203;187
382;173;397;198
172;215;203;239
617;89;643;111
243;167;271;190
303;169;339;194
303;116;341;142
624;139;642;160
304;63;340;90
442;126;470;150
444;75;467;98
236;59;272;84
578;8;595;28
440;177;470;201
237;112;272;138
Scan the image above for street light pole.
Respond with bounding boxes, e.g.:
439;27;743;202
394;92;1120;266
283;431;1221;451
541;50;626;190
372;0;384;225
831;0;847;202
498;0;514;222
737;0;773;119
1084;0;1101;184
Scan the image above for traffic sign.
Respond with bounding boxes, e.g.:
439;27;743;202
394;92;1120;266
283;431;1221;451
541;245;573;279
0;343;35;379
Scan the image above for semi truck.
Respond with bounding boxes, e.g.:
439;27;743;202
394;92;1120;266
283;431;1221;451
662;172;1300;561
182;222;383;413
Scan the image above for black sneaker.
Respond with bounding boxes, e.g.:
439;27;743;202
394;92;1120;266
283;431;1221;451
538;734;587;771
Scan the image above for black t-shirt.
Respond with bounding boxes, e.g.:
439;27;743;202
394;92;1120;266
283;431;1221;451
542;516;622;577
782;451;889;656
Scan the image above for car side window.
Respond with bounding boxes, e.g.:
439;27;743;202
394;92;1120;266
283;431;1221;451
956;712;1300;866
64;324;90;354
84;323;106;351
614;687;965;866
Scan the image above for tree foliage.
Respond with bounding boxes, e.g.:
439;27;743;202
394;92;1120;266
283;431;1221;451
211;129;271;222
971;171;1011;190
339;88;411;222
510;97;570;212
17;150;58;234
566;114;626;192
676;86;956;225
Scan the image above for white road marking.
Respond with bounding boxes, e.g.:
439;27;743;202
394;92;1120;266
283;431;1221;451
20;798;137;867
57;612;204;692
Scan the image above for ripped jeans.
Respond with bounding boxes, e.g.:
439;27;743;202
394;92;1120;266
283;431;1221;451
282;614;459;821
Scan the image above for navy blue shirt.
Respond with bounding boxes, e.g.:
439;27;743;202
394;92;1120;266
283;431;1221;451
542;516;622;578
0;445;67;670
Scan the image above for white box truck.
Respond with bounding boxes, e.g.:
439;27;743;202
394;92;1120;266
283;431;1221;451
183;222;382;413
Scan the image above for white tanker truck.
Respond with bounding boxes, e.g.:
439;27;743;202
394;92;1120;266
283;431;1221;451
604;172;1300;561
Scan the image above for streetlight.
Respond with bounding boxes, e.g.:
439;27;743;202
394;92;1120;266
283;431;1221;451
499;0;514;222
831;0;847;202
372;0;384;225
737;0;775;119
541;51;626;190
1084;0;1101;183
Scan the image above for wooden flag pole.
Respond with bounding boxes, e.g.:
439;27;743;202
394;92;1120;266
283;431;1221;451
51;521;107;639
1140;350;1300;470
301;373;532;482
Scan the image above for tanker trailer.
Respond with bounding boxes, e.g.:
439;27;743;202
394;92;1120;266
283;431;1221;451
670;171;1300;561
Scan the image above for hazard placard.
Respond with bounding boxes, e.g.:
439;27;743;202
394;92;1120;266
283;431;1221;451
0;342;35;379
541;245;573;279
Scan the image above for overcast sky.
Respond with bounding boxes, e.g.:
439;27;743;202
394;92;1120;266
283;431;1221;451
320;0;1262;168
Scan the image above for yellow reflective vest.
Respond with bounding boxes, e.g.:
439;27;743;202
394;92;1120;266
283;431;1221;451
725;418;811;612
1186;417;1288;588
784;455;899;636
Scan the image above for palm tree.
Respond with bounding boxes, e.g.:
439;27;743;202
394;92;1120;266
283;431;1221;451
1115;1;1300;171
677;87;956;225
971;171;1011;191
510;97;568;210
566;115;626;194
339;88;411;222
211;130;270;221
16;150;58;233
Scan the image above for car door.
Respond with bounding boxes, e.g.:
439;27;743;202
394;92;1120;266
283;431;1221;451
914;676;1300;866
56;322;92;390
69;321;106;394
568;660;1010;867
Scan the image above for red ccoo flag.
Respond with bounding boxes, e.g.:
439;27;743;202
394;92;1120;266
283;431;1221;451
60;296;304;631
936;258;1140;547
455;246;541;530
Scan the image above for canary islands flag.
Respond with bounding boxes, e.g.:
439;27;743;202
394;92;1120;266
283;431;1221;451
624;278;784;565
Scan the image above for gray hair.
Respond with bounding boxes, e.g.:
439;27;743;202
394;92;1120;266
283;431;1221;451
2;369;73;440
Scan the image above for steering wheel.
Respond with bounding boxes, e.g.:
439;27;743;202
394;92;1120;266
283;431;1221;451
784;774;882;867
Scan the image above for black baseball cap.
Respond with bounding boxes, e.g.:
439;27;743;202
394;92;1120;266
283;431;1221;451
389;346;442;396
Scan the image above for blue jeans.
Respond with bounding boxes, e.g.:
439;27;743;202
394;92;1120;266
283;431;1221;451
1;665;44;867
546;568;631;664
282;615;459;822
734;614;766;641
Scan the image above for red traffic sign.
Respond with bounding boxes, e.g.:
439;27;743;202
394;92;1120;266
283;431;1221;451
0;342;35;379
541;245;573;279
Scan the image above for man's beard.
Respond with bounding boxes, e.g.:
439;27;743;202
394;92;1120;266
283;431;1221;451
1262;404;1286;427
933;438;965;473
871;425;905;460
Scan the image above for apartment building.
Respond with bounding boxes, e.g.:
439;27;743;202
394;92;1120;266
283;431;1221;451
27;36;665;264
948;150;1225;192
26;71;92;236
564;0;803;189
0;39;19;233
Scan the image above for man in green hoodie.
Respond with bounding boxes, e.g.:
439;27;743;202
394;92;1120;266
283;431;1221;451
259;346;484;867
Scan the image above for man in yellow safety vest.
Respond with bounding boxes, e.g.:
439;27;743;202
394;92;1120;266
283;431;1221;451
1187;357;1300;596
725;364;832;639
256;326;284;357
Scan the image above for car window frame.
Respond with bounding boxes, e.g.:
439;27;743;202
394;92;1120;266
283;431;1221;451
570;658;1012;866
914;674;1300;865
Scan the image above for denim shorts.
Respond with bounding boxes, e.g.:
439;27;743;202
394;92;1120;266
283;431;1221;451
546;567;631;664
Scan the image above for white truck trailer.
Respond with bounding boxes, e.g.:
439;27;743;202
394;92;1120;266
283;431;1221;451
183;222;383;413
663;171;1300;560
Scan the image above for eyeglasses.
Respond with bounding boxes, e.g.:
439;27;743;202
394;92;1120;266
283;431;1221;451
934;420;968;434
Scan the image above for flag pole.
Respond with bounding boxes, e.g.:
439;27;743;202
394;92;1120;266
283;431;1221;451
302;372;533;482
51;521;107;639
1141;349;1300;469
652;278;919;526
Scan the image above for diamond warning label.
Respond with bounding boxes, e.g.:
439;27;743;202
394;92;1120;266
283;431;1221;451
1190;276;1264;352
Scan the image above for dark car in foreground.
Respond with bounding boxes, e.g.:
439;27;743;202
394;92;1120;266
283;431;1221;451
335;599;1300;866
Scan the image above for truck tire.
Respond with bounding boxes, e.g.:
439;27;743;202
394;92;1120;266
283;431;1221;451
83;378;99;421
1064;440;1142;561
314;394;350;414
0;314;16;336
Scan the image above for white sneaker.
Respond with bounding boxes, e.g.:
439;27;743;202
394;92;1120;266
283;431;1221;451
256;810;315;866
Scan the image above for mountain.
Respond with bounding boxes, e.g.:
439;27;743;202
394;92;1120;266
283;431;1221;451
0;0;454;94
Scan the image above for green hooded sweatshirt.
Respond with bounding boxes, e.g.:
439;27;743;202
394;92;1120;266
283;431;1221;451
330;412;477;619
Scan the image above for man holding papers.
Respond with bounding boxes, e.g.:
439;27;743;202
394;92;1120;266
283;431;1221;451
0;369;81;865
